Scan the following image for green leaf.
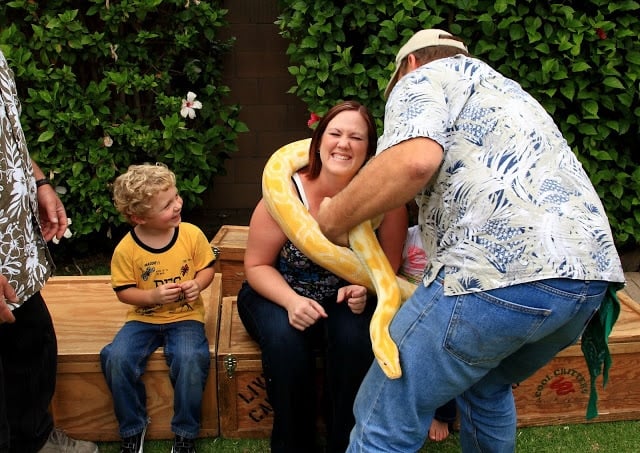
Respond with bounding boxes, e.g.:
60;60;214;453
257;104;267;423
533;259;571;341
495;0;508;13
582;100;599;118
37;130;55;142
509;24;526;41
577;123;598;135
611;183;624;199
571;61;591;72
560;82;575;100
602;77;625;90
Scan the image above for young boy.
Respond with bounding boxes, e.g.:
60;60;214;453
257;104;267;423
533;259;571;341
101;164;216;453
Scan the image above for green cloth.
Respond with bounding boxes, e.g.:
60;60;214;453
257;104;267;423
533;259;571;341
580;283;623;419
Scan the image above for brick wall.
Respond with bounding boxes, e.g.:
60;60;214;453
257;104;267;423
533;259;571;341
191;0;310;237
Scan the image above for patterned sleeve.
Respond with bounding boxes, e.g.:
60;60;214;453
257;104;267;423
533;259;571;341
378;56;479;156
378;66;450;155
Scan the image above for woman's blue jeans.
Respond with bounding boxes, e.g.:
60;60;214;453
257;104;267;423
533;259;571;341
100;320;210;439
346;271;608;453
237;282;376;453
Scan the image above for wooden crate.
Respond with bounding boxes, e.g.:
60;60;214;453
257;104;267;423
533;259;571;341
216;295;326;439
513;280;640;426
217;296;273;438
44;274;222;441
210;225;249;297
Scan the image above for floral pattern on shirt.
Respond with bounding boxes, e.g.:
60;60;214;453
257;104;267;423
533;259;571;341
279;240;348;303
380;55;624;295
0;51;51;306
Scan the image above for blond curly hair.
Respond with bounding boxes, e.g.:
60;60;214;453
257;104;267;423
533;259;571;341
113;163;176;224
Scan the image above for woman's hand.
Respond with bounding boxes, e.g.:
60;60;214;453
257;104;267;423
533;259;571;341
287;295;327;331
337;284;368;314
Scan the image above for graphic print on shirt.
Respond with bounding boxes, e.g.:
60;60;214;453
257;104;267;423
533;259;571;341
134;258;195;316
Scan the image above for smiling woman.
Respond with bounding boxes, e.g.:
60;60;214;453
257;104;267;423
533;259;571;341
236;100;409;453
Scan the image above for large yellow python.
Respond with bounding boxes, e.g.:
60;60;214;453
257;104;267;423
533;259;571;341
262;138;417;379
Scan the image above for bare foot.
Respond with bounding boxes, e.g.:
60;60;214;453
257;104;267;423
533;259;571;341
428;419;450;442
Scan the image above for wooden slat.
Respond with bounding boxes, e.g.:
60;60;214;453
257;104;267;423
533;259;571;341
514;279;640;426
210;225;249;297
217;296;273;438
622;272;640;311
210;225;249;269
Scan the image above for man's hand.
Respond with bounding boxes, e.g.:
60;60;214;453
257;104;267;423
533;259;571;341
0;275;18;323
37;185;68;242
317;197;349;246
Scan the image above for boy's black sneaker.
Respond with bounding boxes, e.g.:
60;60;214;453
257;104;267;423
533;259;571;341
171;435;196;453
119;426;146;453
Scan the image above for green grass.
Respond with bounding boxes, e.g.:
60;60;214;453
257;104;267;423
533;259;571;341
95;420;640;452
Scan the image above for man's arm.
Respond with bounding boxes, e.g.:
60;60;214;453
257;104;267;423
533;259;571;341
316;137;443;245
31;160;46;180
31;159;68;242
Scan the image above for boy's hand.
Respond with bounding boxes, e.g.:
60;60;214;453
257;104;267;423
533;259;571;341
179;280;201;302
155;283;182;304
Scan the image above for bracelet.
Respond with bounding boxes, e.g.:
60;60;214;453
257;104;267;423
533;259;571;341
35;177;52;188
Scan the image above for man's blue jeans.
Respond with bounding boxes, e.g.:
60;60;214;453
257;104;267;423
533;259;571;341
100;320;210;439
347;271;608;453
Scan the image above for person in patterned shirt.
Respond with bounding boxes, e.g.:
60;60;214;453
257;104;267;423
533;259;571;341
0;50;98;452
316;29;625;452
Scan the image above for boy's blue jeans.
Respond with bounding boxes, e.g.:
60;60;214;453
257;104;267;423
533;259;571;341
347;270;608;453
100;320;210;439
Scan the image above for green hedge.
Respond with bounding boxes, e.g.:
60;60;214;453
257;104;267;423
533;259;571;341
278;0;640;251
0;0;247;254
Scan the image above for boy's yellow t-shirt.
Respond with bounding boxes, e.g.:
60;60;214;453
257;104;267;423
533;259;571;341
111;222;216;324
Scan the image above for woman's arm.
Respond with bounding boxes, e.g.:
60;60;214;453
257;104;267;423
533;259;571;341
243;198;298;308
377;204;409;274
244;198;328;329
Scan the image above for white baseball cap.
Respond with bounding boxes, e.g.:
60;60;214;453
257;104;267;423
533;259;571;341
384;29;468;99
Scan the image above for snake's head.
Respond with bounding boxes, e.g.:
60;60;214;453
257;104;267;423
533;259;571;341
377;357;402;379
